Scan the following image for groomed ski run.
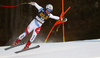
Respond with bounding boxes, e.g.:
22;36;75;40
0;39;100;58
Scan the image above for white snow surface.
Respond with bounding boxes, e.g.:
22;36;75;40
0;39;100;58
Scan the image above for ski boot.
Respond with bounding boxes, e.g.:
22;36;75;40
12;39;21;46
23;41;31;49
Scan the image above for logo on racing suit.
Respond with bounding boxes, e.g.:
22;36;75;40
38;9;49;21
39;12;49;20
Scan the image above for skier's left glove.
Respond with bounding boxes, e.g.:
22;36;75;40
63;18;68;21
60;18;68;21
30;2;35;5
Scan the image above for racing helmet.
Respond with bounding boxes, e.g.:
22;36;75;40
46;4;53;12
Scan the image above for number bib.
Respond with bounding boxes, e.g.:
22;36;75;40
37;9;49;21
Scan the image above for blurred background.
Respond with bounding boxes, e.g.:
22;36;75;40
0;0;100;46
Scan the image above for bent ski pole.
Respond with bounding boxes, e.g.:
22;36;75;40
0;2;30;7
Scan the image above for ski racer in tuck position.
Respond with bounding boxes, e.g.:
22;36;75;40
12;2;67;49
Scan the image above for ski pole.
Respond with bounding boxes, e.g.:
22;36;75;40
56;23;62;32
0;2;30;7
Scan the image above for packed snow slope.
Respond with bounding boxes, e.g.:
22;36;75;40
0;39;100;58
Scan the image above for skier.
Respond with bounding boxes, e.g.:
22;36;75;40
12;2;67;49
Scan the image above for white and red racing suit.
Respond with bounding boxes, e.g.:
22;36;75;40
18;2;60;43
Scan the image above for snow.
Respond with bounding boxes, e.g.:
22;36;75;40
0;39;100;58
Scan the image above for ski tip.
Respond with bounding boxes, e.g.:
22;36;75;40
37;45;40;47
4;48;7;50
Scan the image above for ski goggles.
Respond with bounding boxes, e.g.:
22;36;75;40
47;8;52;12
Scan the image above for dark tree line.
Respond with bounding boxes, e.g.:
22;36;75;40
0;0;100;46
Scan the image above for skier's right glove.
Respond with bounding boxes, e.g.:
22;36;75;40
30;2;35;5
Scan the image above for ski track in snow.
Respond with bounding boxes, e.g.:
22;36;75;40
0;39;100;58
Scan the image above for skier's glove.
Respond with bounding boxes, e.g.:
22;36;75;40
61;18;68;21
30;2;35;5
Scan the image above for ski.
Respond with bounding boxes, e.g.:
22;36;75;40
4;42;25;50
15;45;40;54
